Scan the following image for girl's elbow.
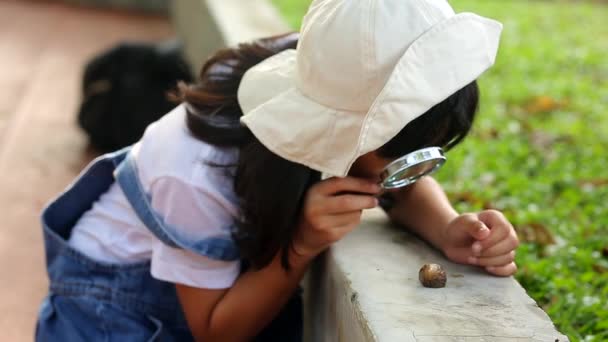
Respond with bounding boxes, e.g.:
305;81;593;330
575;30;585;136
193;323;251;342
194;333;248;342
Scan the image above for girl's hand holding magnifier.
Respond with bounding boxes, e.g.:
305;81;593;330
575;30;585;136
292;177;381;259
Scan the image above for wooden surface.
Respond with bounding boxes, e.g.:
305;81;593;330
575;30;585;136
0;1;173;340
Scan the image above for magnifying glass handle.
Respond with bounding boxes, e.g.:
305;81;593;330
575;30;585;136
378;192;396;211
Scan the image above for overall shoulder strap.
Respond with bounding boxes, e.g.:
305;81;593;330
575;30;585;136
114;151;240;261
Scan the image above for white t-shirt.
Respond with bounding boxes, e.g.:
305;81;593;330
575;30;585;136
69;104;241;289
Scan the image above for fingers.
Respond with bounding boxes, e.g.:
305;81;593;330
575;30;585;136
457;213;491;241
324;194;378;214
469;218;491;241
473;210;515;255
443;246;476;265
478;234;519;258
332;221;363;236
485;262;518;277
477;209;509;227
319;211;362;229
296;177;381;258
316;177;381;196
469;251;516;267
319;218;364;244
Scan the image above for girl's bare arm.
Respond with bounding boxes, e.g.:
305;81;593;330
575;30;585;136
176;177;380;341
176;249;311;342
384;176;519;276
383;176;458;251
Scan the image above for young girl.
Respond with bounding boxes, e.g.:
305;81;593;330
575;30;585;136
36;0;519;341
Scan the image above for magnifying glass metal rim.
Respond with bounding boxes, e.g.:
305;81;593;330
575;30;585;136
380;146;446;190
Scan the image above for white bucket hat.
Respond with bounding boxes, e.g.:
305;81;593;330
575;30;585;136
238;0;503;177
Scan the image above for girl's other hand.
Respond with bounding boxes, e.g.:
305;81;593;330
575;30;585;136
292;177;381;259
441;210;519;277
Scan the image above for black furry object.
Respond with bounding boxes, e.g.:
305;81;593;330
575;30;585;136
78;40;193;151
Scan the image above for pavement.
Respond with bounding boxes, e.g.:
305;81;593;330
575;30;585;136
0;2;173;340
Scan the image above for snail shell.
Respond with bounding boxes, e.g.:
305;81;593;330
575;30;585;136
419;263;447;288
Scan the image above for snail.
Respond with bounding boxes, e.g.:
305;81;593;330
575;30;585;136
419;263;447;288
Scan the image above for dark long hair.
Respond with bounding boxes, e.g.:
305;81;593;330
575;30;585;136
175;33;479;270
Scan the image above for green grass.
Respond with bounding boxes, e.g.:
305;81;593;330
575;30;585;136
271;1;608;341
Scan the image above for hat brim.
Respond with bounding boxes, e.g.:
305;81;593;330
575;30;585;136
239;50;365;176
239;13;503;177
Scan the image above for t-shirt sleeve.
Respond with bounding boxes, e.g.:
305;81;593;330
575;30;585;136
147;176;241;289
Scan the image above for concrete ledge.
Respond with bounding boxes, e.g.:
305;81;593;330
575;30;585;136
170;2;568;341
170;0;289;72
305;209;569;341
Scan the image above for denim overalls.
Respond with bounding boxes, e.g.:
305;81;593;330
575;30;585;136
36;148;302;341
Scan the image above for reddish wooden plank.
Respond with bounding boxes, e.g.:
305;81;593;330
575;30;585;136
0;2;173;340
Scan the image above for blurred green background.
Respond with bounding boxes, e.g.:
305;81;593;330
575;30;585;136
271;0;608;341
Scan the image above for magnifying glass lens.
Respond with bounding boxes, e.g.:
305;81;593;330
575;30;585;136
381;147;446;189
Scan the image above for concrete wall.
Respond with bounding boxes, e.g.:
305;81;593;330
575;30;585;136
306;209;568;341
170;1;569;341
171;0;289;73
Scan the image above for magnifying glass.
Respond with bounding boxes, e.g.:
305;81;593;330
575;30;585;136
380;147;446;190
